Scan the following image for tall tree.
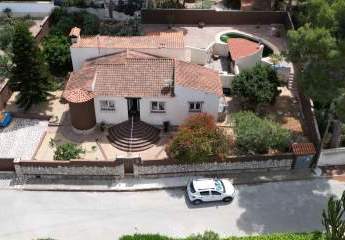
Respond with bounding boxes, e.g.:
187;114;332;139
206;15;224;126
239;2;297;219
11;21;51;110
42;35;72;76
287;2;345;149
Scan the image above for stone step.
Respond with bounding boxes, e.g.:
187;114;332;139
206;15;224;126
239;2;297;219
109;125;159;140
108;120;160;152
107;135;157;152
109;133;160;146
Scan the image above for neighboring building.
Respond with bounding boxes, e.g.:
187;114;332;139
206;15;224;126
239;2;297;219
69;27;186;70
63;50;224;130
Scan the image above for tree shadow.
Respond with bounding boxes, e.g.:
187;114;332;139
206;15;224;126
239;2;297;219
235;179;334;235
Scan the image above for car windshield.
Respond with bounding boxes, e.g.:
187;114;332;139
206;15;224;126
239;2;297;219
214;179;225;193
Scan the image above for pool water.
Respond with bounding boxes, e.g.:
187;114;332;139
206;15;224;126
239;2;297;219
220;33;274;57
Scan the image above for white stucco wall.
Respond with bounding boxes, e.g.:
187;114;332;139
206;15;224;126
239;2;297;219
318;147;345;167
94;86;221;126
235;46;263;72
71;47;123;70
212;42;229;57
220;73;235;89
71;47;186;70
0;1;54;17
94;96;128;124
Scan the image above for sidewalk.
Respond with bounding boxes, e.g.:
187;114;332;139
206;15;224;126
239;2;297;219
14;169;317;192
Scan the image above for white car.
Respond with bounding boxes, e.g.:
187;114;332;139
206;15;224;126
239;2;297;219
187;178;235;205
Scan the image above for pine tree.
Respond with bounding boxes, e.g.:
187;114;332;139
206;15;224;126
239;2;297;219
10;21;51;110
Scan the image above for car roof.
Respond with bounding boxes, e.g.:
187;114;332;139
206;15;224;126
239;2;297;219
192;179;216;191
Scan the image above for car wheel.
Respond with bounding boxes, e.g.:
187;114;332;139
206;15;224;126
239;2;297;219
192;199;202;205
222;197;233;202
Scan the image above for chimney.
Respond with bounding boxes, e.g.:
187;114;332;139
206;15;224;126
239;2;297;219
69;27;81;44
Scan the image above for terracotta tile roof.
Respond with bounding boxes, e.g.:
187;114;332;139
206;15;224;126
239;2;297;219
292;143;316;156
228;38;261;61
71;32;184;49
175;61;223;96
63;67;96;103
94;58;175;97
64;50;223;101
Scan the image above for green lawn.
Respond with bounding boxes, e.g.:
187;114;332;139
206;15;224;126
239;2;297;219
119;232;324;240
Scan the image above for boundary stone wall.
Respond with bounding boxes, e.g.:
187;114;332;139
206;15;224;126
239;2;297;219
134;154;295;177
141;10;292;26
14;159;125;181
0;158;15;171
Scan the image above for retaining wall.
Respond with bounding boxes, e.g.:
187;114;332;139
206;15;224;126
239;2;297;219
318;147;345;167
133;154;295;177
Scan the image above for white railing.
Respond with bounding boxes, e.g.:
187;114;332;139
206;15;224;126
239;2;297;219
129;116;134;153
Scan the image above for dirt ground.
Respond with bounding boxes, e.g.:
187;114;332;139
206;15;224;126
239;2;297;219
6;91;68;125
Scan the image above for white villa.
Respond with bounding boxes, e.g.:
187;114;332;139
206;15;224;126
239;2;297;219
63;27;283;151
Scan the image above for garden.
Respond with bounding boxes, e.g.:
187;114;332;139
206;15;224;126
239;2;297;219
167;63;303;163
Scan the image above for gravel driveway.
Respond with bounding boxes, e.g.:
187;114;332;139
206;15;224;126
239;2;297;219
0;118;48;159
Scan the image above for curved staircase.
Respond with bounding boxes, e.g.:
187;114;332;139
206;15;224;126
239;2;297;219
107;120;160;152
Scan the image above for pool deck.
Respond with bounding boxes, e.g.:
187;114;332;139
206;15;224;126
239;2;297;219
144;24;287;51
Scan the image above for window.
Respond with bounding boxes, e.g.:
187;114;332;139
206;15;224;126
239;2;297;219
200;191;210;196
189;182;196;193
151;101;166;113
211;191;221;196
100;100;115;111
189;102;203;112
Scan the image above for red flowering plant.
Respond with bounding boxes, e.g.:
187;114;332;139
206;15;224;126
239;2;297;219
167;113;229;163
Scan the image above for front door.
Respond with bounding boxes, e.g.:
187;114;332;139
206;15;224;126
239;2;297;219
127;98;140;121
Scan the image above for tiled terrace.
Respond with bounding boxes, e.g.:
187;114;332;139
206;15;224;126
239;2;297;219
144;24;287;51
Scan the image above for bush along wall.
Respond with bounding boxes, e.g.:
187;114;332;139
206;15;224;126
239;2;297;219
232;111;291;154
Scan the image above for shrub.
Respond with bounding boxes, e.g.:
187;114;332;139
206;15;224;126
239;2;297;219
54;143;85;160
232;111;291;154
120;234;171;240
119;232;323;240
223;0;240;9
49;8;99;36
42;35;72;76
232;64;281;108
155;0;184;8
167;113;229;163
322;191;345;240
186;231;220;240
99;18;143;36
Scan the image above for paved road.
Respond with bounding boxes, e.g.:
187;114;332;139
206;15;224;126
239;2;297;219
0;178;344;240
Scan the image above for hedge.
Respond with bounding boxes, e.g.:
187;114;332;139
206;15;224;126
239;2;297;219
232;111;291;154
119;232;324;240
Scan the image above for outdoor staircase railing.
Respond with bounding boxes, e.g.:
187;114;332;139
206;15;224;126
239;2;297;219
129;116;134;153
